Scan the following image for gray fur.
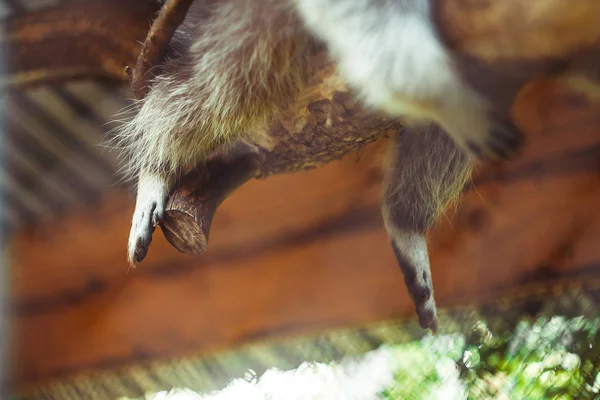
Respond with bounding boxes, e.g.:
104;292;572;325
382;125;472;331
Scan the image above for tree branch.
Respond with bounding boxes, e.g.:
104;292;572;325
127;0;196;100
162;155;261;254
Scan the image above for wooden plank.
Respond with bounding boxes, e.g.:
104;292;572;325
10;79;600;389
11;142;384;303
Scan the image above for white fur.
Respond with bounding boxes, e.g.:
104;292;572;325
128;171;171;265
293;0;499;155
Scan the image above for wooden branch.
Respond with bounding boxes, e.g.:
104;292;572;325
127;0;196;99
162;155;260;254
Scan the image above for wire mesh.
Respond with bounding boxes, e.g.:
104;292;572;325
14;282;599;400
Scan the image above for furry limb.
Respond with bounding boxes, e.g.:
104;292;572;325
382;124;472;332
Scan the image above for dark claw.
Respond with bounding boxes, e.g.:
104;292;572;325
468;117;524;162
413;285;431;305
131;203;162;265
497;118;520;135
135;233;152;263
417;307;438;334
503;128;524;148
135;242;148;263
467;141;483;158
487;118;524;159
486;140;511;160
390;238;439;333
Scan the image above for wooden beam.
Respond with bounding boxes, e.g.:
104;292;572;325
2;0;161;88
9;78;600;391
5;0;600;89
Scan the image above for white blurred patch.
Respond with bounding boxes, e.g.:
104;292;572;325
136;347;396;400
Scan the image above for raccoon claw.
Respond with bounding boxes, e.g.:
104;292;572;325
128;200;164;266
466;118;524;162
487;118;523;160
390;236;439;333
415;293;439;333
418;307;439;334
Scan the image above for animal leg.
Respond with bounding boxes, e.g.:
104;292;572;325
127;170;173;266
381;123;473;332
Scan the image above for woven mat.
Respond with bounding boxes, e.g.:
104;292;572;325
15;276;600;400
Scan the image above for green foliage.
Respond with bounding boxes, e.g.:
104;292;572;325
379;316;600;400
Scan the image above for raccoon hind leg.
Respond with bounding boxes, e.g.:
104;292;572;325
381;123;473;332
